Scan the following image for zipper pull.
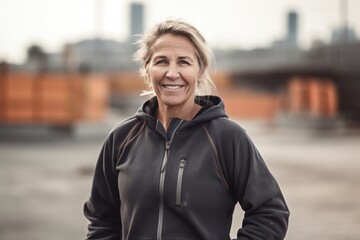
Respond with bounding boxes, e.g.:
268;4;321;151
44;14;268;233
179;159;186;168
165;141;171;150
161;141;171;172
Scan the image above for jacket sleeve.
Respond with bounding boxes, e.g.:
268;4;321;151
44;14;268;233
225;128;289;240
84;132;122;239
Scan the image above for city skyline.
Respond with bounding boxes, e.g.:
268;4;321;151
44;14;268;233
0;0;359;64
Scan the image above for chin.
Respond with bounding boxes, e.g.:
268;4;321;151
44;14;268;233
159;96;187;107
162;99;185;107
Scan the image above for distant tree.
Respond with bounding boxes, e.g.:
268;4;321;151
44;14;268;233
27;45;46;61
26;44;48;72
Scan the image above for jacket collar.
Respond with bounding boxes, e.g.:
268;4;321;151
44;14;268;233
135;95;228;128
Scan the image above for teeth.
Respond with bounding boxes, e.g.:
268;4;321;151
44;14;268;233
164;85;181;90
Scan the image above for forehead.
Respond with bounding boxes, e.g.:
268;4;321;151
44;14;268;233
150;33;196;57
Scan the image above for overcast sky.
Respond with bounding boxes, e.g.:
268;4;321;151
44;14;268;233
0;0;359;64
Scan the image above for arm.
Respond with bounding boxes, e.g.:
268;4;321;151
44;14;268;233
84;133;122;240
229;130;289;239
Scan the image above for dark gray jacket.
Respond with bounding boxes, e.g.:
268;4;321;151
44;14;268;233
84;96;289;240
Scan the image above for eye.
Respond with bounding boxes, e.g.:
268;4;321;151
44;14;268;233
178;60;190;66
154;59;167;65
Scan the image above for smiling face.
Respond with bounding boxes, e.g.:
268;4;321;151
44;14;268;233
146;33;200;114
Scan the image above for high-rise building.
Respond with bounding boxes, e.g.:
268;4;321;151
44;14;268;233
287;11;298;46
130;2;144;41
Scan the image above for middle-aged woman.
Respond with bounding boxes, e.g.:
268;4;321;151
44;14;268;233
84;20;290;240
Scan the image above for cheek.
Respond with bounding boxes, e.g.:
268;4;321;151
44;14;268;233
149;68;165;82
184;69;200;85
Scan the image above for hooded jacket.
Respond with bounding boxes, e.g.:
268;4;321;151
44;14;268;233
84;96;289;240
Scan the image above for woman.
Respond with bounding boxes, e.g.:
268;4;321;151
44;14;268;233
84;20;289;240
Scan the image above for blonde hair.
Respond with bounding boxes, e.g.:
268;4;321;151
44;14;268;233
133;19;216;96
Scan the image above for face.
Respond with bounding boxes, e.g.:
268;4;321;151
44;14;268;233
146;33;200;111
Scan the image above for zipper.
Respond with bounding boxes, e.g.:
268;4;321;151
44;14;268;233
156;141;170;240
176;159;187;207
156;121;183;240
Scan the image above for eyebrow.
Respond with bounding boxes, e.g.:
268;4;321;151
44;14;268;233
152;55;167;60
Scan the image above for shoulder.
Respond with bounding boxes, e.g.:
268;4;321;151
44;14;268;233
106;116;143;143
110;116;141;134
208;117;247;137
204;117;255;150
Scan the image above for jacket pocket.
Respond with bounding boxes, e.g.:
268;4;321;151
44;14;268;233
175;159;187;207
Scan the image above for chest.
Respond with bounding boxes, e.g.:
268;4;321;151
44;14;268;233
116;127;231;210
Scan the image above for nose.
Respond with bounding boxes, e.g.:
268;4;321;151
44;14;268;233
165;65;180;80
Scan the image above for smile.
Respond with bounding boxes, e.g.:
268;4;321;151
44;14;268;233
162;85;183;90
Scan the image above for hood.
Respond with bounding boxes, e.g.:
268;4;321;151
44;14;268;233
135;95;228;127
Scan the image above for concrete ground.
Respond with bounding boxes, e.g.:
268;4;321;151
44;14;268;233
0;109;359;240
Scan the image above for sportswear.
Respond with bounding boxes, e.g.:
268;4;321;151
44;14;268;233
84;96;289;240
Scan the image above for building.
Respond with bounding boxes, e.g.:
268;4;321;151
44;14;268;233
129;2;145;42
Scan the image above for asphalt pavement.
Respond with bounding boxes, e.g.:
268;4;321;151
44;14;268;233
1;108;359;240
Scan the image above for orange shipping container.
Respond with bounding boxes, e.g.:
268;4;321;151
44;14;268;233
0;72;109;126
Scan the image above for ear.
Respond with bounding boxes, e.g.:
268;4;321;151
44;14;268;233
144;66;151;84
144;63;149;75
197;75;203;86
197;69;204;82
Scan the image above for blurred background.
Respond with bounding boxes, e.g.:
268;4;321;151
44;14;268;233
0;0;360;239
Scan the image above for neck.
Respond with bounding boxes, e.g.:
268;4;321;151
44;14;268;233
157;102;201;131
